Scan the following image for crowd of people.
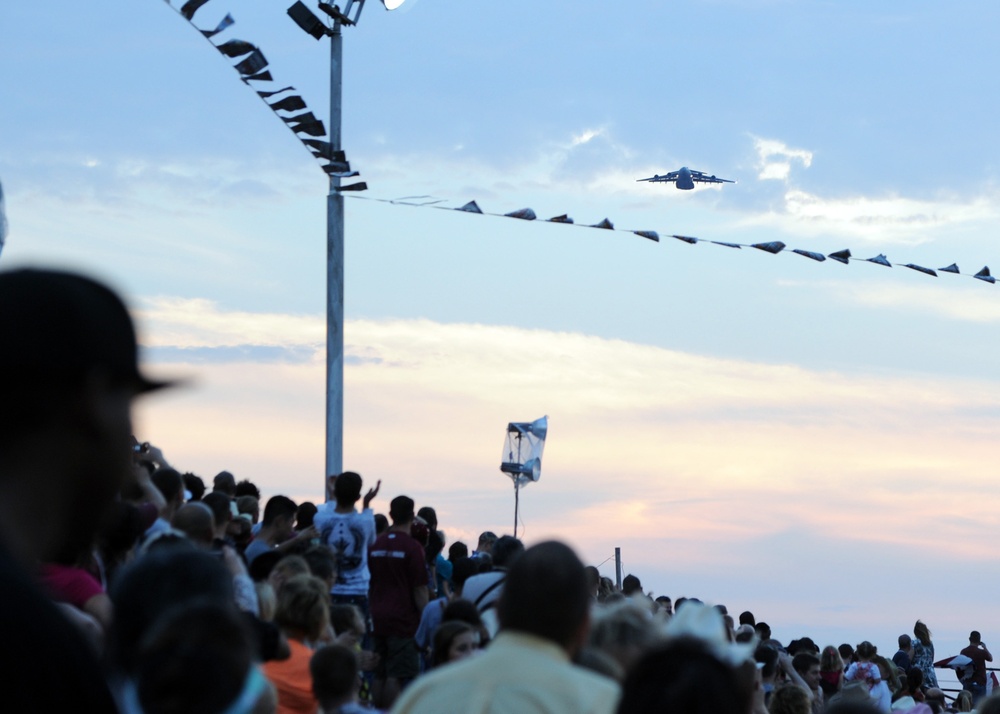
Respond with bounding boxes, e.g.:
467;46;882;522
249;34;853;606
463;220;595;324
2;265;999;714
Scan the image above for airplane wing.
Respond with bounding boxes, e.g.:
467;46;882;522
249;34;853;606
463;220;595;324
689;170;735;184
637;171;680;183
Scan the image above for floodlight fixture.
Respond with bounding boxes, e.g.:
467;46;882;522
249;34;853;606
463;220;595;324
500;415;548;537
382;0;407;9
287;1;331;39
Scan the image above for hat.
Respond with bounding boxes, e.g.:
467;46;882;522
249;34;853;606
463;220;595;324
0;267;170;392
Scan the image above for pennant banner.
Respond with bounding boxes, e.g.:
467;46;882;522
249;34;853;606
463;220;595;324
348;194;996;286
160;0;358;185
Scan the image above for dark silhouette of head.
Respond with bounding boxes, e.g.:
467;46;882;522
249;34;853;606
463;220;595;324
491;535;524;568
389;496;415;525
333;472;362;506
617;637;753;714
498;540;589;651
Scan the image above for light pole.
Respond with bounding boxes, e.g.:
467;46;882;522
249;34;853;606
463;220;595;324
289;0;404;501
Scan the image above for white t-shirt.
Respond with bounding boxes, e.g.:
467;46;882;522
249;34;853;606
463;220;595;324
313;506;377;596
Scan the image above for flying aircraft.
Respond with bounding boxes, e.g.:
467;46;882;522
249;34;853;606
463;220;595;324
636;167;735;190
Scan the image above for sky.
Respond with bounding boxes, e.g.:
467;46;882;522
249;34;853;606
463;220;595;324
4;0;1000;665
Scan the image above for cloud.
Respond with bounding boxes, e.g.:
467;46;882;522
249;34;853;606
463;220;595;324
752;136;813;182
782;279;1000;323
134;305;1000;648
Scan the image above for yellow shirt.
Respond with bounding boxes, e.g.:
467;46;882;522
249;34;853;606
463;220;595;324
391;631;620;714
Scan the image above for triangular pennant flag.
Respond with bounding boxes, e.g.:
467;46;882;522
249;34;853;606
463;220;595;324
181;0;212;21
241;70;273;83
828;249;852;264
974;267;995;284
302;139;333;159
712;241;742;249
634;231;660;242
201;13;234;38
904;263;937;277
235;49;268;76
548;215;573;224
752;241;785;254
792;249;826;262
269;95;308;112
290;120;326;137
457;201;483;213
257;86;295;99
505;208;537;220
281;111;319;125
216;39;256;58
671;235;698;244
590;218;614;230
940;263;960;274
866;254;892;267
335;182;368;192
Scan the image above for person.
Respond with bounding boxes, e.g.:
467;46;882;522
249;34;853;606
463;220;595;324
311;644;375;714
415;556;480;664
471;531;497;560
430;621;479;668
621;574;642;597
245;495;318;565
819;645;844;700
369;495;429;708
959;630;992;705
844;641;889;712
893;634;913;671
263;574;331;714
313;472;380;621
616;634;755;714
214;471;237;498
792;653;824;714
0;267;174;711
912;621;939;688
127;602;274;714
391;540;620;714
768;683;812;714
461;535;525;636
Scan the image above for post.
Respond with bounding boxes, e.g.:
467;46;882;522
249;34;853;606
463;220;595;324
325;22;345;501
614;547;622;590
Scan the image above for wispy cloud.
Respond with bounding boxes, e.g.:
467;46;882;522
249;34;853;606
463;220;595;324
780;279;1000;323
752;136;813;182
133;304;1000;653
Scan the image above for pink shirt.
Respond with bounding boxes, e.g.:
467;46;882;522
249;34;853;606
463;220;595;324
37;563;104;609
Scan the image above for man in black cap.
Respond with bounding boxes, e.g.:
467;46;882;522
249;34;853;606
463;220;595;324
0;267;171;711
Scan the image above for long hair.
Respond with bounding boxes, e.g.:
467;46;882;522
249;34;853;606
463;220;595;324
913;620;932;646
821;645;844;672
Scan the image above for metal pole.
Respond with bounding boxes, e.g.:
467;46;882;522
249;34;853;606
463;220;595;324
514;481;519;538
325;22;345;501
614;547;622;590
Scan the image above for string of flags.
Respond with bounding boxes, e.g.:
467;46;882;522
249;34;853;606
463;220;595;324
350;194;998;285
161;1;993;286
161;0;366;190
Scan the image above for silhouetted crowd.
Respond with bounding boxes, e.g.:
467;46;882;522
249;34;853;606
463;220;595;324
2;266;997;714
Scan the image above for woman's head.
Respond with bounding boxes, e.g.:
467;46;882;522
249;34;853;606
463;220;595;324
431;621;478;667
274;574;329;642
821;645;844;672
914;620;931;645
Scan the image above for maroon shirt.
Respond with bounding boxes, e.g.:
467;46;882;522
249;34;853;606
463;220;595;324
368;529;427;638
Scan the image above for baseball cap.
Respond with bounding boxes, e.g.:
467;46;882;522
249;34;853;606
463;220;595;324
0;267;172;392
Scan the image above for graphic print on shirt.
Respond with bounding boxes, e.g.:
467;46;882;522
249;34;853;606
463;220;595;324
320;519;368;585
